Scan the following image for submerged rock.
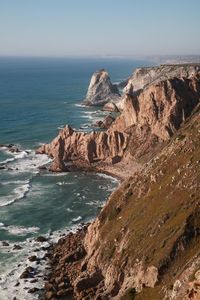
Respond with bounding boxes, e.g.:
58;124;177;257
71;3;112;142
35;236;48;243
13;244;22;250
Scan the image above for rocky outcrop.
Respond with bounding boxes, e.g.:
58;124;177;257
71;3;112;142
43;104;200;299
102;101;120;112
37;71;200;172
113;73;200;140
83;69;121;106
94;114;116;129
37;124;128;169
123;63;200;95
40;64;200;299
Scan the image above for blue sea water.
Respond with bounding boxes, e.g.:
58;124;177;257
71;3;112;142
0;57;153;298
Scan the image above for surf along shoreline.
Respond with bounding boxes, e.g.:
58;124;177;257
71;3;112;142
0;138;122;300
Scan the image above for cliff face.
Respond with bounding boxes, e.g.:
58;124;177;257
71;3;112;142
37;125;128;171
80;106;200;299
124;64;200;94
40;65;200;299
83;69;121;106
44;105;200;300
113;74;200;140
38;71;200;172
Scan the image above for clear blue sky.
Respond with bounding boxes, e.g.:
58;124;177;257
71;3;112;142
0;0;200;57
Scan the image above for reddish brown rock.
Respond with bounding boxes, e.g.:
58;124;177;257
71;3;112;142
37;72;200;173
37;124;128;171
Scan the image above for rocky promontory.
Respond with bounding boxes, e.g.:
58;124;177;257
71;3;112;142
37;64;200;299
37;65;200;175
83;69;121;106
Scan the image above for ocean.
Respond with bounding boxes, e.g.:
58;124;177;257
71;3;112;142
0;57;152;299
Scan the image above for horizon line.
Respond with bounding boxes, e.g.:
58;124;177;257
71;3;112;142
0;54;200;59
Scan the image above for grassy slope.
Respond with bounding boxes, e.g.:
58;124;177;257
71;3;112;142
94;105;200;299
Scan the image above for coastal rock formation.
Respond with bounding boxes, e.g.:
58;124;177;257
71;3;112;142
113;73;200;140
123;63;200;95
44;104;200;299
37;124;128;168
79;106;200;299
94;114;116;129
83;69;121;106
37;69;200;172
39;64;200;299
102;101;120;112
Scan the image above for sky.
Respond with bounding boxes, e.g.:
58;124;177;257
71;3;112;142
0;0;200;57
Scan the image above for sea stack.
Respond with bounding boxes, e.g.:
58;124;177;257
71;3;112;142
83;69;121;106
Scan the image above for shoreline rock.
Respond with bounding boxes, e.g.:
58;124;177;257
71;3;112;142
83;69;121;106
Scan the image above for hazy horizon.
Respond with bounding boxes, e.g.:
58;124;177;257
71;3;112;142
0;0;200;57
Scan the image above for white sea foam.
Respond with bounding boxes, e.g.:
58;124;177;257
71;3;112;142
0;223;87;300
80;124;90;129
74;103;87;108
85;200;101;206
10;152;51;174
0;181;31;207
43;172;68;177
0;157;15;164
56;181;74;186
66;208;73;212
72;216;82;223
0;212;94;300
0;223;40;236
97;172;119;184
82;111;97;115
0;150;29;165
80;115;93;119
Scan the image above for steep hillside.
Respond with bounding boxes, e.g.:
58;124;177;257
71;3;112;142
82;105;200;299
39;64;200;299
43;105;200;300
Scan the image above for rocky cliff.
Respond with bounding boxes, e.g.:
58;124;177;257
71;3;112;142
37;64;200;299
83;69;121;106
113;73;200;140
44;104;200;300
37;69;200;172
123;64;200;95
37;124;128;172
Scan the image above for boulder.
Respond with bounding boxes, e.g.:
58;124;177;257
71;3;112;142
35;236;48;243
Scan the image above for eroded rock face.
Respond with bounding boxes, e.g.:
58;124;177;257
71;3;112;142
113;74;200;140
83;69;121;106
37;124;128;168
123;64;200;95
41;65;200;299
37;72;200;172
